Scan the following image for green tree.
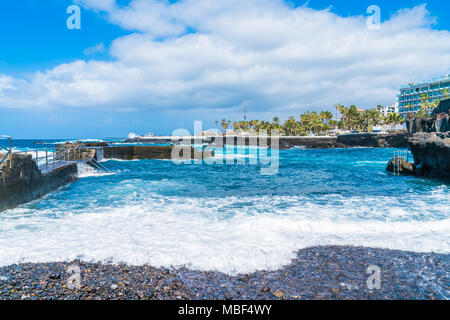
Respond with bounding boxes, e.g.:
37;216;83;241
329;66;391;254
220;119;231;134
283;116;299;136
271;116;282;134
319;111;333;125
385;112;405;131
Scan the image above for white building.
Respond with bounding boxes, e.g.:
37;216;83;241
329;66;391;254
380;102;398;117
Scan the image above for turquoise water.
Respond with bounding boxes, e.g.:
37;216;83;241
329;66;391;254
0;140;449;274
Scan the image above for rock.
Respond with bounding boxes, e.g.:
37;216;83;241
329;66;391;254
408;133;450;179
136;290;145;299
407;114;450;135
272;289;284;298
386;157;414;176
432;97;450;116
48;274;61;280
110;284;118;290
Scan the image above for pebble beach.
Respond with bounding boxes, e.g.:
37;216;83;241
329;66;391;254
1;246;448;300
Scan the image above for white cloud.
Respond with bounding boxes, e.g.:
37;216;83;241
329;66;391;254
83;42;106;55
1;1;450;118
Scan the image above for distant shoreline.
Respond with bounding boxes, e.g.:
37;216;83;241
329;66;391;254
124;132;409;149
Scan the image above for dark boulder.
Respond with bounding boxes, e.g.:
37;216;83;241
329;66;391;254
386;157;414;176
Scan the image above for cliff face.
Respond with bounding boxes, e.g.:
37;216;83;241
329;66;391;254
0;154;78;212
408;133;450;179
406;114;450;135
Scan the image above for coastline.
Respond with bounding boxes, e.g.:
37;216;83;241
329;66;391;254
1;246;448;300
124;132;409;149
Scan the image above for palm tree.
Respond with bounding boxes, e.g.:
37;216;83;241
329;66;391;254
272;116;280;125
300;111;313;134
329;119;339;129
319;111;333;125
271;116;282;135
364;108;383;131
283;116;299;136
220;119;231;134
386;113;404;131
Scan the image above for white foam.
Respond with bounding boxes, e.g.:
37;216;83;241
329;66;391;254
0;193;448;275
76;162;113;178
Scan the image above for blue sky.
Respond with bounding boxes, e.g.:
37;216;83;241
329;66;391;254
0;0;449;138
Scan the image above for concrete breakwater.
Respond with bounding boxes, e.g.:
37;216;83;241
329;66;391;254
125;132;409;149
0;154;77;212
102;145;214;160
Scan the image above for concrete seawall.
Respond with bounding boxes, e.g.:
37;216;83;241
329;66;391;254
103;145;214;160
0;154;78;212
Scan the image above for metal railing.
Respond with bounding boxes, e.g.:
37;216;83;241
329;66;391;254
1;137;112;175
21;144;112;174
85;158;113;174
19;145;76;168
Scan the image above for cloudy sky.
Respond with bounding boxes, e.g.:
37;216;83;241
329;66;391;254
0;0;449;138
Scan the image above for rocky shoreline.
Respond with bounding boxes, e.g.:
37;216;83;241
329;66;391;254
0;246;448;300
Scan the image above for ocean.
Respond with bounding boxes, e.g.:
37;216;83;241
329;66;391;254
0;139;449;275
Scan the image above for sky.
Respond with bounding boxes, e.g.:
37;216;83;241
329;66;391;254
0;0;449;138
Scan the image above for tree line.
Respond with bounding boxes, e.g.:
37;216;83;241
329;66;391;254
215;105;405;136
215;89;449;136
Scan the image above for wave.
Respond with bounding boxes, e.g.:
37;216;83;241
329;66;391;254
0;193;448;275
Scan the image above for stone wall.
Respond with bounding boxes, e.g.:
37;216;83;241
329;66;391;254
0;154;78;212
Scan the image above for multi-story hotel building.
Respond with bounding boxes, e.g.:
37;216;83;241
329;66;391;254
398;75;450;117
